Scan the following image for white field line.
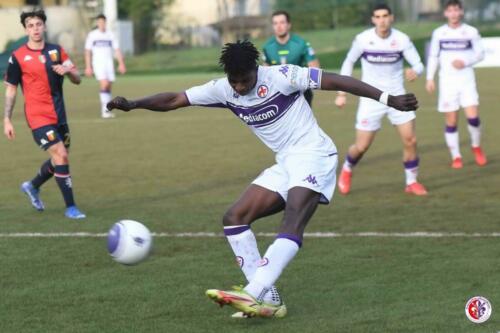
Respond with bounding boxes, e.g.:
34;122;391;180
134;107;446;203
1;232;500;238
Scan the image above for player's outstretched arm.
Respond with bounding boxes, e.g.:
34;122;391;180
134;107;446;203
3;84;17;140
321;72;418;111
107;92;190;112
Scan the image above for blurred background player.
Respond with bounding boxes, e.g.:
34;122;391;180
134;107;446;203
262;10;319;106
107;40;418;318
335;3;427;196
85;14;126;119
426;0;486;168
3;10;86;219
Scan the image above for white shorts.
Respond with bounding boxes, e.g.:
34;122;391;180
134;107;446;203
438;76;479;112
252;151;338;204
93;62;115;82
356;97;416;131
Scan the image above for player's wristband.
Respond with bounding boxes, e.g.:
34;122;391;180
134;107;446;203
378;92;389;106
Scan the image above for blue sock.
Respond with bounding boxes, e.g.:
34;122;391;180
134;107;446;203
54;165;75;207
31;159;54;188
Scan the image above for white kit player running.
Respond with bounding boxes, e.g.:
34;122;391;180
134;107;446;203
426;0;486;168
85;14;126;119
107;41;418;318
336;4;427;196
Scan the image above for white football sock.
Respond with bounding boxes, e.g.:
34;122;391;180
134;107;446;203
467;124;481;148
445;131;461;159
224;226;281;305
244;237;299;301
99;91;112;114
404;159;419;185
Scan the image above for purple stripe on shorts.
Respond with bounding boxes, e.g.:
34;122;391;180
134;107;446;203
223;225;250;236
277;233;302;248
467;117;480;127
445;126;457;133
346;154;359;166
404;158;419;169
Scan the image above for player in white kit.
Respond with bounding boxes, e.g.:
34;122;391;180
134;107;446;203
426;0;487;168
335;3;427;196
85;14;126;118
107;41;418;318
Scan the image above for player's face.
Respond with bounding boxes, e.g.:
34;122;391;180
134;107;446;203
372;9;393;34
97;18;106;31
272;14;291;39
444;5;463;25
24;17;45;43
228;69;258;96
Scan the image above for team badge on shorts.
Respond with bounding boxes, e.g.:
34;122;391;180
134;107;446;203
236;256;244;268
257;85;269;98
46;130;56;142
465;296;492;323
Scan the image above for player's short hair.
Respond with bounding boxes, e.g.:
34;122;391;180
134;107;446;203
444;0;462;9
372;3;392;15
96;14;107;20
272;10;291;23
20;9;46;28
219;40;259;76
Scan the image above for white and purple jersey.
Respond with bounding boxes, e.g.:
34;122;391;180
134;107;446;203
340;28;424;94
85;29;119;66
184;65;335;154
426;23;484;80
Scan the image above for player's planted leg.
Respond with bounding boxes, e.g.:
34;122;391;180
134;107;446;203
465;108;487;166
397;120;427;195
444;112;462;168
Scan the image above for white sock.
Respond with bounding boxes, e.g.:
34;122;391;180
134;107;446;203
445;130;461;159
99;91;112;114
224;226;281;305
467;125;481;148
404;159;419;185
342;154;358;172
244;237;299;301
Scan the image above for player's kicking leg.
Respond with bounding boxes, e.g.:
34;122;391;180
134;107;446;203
338;130;376;194
443;111;463;168
396;120;427;196
207;187;320;318
464;105;487;166
99;79;115;119
208;184;287;318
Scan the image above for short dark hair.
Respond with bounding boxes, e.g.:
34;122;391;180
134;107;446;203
272;10;291;23
219;40;259;76
445;0;462;9
96;14;106;20
372;3;392;15
20;9;46;28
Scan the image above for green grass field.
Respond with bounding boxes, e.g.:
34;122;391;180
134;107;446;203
1;69;500;332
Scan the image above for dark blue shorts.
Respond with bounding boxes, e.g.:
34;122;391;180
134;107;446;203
32;124;70;151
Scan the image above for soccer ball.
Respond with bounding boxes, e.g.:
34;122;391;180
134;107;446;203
107;220;153;265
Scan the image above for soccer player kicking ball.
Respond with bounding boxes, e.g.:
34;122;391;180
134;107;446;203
426;0;486;168
107;40;418;318
3;10;86;219
335;3;427;196
85;14;126;119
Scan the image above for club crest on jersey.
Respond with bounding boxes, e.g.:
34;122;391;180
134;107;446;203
48;49;59;62
257;85;269;98
38;55;46;64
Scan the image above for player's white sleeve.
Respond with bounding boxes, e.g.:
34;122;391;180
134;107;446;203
184;79;227;107
465;29;485;67
426;31;440;80
84;33;93;50
403;38;424;76
340;37;363;76
275;64;322;94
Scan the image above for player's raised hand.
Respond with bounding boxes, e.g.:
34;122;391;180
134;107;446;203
335;94;347;109
425;80;435;94
3;119;15;140
388;93;418;111
107;96;135;112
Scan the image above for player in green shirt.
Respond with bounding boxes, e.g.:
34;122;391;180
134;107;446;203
262;10;320;106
